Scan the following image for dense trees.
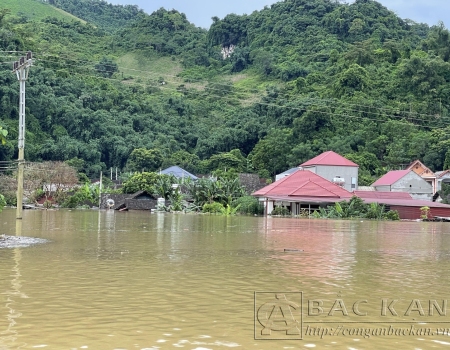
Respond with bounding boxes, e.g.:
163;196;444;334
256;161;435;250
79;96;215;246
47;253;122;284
51;0;144;33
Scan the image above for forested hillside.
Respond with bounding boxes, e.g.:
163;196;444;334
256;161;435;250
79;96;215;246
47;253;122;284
47;0;145;32
1;0;450;186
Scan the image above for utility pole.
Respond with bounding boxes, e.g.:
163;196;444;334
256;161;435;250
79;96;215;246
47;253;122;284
12;52;33;219
98;171;103;209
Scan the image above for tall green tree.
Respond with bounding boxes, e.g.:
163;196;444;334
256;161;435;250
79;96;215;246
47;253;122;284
127;148;163;172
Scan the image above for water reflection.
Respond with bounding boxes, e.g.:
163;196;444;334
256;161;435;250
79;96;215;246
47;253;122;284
95;210;120;260
263;218;358;283
0;210;449;349
0;220;28;348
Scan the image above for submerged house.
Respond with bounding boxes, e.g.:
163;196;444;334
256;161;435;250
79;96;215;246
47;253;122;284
405;160;450;195
407;160;437;193
355;190;450;220
253;169;353;215
102;191;161;211
371;170;433;201
254;151;450;219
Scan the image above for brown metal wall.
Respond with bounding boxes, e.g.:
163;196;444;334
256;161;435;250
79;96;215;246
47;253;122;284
391;206;450;220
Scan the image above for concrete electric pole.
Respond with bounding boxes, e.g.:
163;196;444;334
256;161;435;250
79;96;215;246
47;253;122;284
12;52;33;219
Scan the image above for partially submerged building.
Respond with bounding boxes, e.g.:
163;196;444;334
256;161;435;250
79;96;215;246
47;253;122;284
355;190;450;220
406;160;450;195
371;170;433;200
254;151;450;220
253;169;353;215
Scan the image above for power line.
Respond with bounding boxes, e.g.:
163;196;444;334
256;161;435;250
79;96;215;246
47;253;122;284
41;67;450;131
2;53;447;132
30;57;445;127
29;50;448;120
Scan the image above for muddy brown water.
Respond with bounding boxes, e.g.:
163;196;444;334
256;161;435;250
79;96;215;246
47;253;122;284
0;208;450;349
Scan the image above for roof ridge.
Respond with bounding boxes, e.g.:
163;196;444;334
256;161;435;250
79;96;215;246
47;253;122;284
287;180;310;195
300;150;358;167
289;177;345;197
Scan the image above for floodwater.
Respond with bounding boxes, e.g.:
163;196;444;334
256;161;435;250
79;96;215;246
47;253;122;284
1;208;450;349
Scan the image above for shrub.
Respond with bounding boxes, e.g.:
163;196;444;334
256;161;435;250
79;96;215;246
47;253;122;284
384;210;400;221
220;204;240;216
271;206;291;216
3;193;16;206
233;196;264;215
420;206;430;220
202;202;225;214
0;194;6;212
30;188;45;203
365;202;385;220
61;183;97;208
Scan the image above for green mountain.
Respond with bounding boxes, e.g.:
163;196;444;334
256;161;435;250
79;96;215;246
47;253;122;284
0;0;450;187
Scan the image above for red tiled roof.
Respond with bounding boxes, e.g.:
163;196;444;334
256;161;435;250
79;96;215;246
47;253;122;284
354;191;413;200
259;195;350;203
253;170;353;199
300;151;358;167
371;170;410;187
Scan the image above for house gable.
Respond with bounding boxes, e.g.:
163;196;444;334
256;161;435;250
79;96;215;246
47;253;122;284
407;160;435;178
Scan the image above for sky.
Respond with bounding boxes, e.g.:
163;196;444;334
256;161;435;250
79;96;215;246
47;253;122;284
106;0;450;29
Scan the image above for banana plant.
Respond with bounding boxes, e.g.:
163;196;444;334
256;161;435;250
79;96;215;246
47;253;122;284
0;126;7;145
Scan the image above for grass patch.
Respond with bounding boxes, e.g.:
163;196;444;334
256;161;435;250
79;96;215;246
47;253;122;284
231;73;277;106
116;53;183;83
2;0;85;23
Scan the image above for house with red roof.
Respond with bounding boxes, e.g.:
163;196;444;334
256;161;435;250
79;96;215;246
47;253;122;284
253;169;353;215
255;151;450;219
407;160;437;192
354;189;450;220
371;170;433;200
299;151;359;192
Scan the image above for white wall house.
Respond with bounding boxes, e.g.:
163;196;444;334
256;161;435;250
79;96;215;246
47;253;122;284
372;170;433;201
299;151;359;192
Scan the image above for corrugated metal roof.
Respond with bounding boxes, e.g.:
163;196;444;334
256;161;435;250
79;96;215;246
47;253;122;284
161;166;198;180
355;191;413;200
300;151;358;167
276;167;300;177
361;198;450;208
371;170;410;186
253;170;353;198
436;170;450;178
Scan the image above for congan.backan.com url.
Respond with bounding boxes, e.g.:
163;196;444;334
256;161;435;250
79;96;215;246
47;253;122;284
305;325;450;339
